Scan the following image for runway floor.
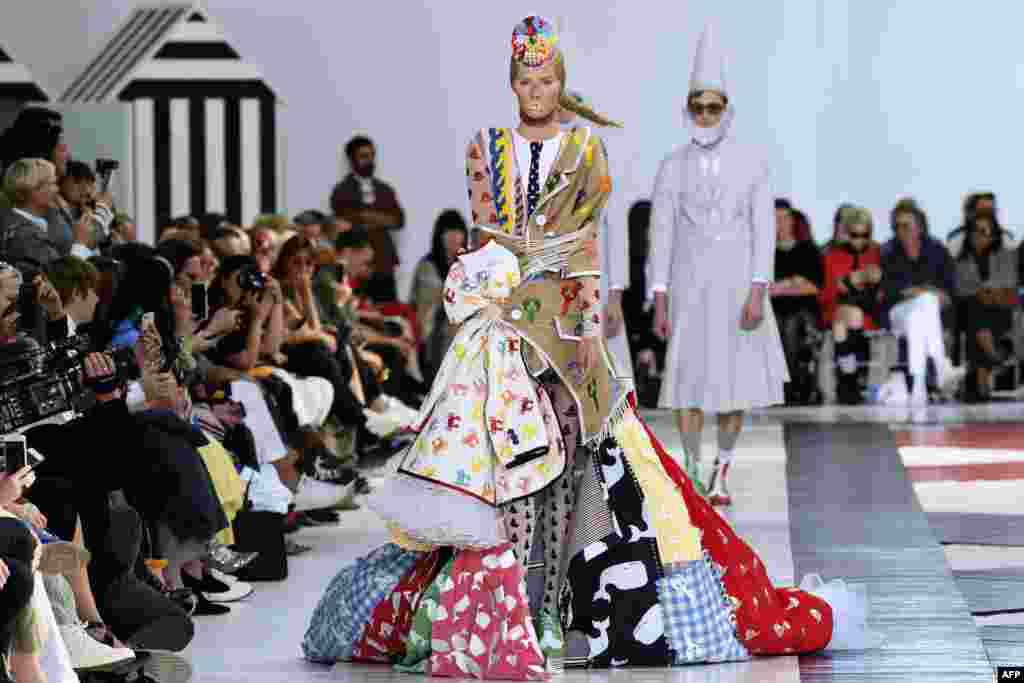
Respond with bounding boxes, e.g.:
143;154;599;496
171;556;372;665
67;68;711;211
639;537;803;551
188;403;1023;681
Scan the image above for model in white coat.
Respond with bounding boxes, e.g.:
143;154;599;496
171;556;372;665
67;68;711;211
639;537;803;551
649;24;788;506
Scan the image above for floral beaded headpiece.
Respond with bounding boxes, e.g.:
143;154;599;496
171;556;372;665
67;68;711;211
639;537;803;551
511;16;559;67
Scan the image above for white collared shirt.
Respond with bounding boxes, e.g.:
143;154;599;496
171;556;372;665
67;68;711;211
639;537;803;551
512;130;564;202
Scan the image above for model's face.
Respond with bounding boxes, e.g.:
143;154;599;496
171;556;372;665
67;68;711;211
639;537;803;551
688;91;727;129
512;62;562;124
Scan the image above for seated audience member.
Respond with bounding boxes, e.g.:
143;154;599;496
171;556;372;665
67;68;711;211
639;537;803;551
320;214;352;248
621;201;663;395
947;192;1017;256
880;198;963;404
209;225;251;260
823;203;855;252
0;159;63;273
249;225;277;274
337;229;424;398
205;255;355;510
820;206;883;404
56;160;115;259
955;212;1020;401
107;213;137;250
770;199;823;404
410;209;468;384
293;210;331;248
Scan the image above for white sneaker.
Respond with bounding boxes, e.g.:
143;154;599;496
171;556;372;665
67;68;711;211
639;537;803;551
363;408;403;437
60;621;135;671
292;476;352;512
380;395;421;428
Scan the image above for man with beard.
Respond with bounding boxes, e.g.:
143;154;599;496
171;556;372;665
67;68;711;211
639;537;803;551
329;136;406;303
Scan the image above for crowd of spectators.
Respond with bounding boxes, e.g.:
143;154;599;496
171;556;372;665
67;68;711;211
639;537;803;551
0;107;431;682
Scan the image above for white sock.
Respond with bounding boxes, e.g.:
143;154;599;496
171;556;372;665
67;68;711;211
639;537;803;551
717;448;734;466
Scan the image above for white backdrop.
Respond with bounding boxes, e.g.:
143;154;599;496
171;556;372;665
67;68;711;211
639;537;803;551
8;1;1024;294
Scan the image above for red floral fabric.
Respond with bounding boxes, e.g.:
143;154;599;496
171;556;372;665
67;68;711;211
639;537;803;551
353;550;447;663
428;543;547;680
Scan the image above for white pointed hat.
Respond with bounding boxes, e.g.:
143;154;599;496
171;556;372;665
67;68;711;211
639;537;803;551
689;22;728;96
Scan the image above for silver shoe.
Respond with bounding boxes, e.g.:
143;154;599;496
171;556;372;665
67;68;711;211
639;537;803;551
206;541;259;575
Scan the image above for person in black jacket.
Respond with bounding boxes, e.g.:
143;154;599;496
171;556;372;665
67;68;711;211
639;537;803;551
770;201;824;404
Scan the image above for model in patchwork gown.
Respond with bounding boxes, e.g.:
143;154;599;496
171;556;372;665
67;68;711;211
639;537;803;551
304;15;875;678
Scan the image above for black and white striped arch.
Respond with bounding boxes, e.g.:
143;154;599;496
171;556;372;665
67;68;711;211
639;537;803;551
61;4;281;233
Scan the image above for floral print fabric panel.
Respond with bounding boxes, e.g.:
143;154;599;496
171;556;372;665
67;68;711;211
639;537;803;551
394;555;457;674
353;549;449;663
657;557;751;664
428;543;547;680
400;253;565;507
303;544;422;664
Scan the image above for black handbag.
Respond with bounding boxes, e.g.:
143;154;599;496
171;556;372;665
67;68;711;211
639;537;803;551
232;480;288;582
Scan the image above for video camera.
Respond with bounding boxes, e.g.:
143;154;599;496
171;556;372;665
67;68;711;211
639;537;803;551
0;326;183;434
0;334;132;433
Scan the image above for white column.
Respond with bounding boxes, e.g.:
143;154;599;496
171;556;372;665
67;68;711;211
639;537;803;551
205;98;226;214
240;98;261;226
132;98;155;245
169;98;190;217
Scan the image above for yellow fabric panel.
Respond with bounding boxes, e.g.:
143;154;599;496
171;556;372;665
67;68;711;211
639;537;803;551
248;366;277;379
614;413;702;564
388;523;437;552
199;437;246;547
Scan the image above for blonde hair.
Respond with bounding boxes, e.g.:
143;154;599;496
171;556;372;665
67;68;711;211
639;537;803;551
3;158;55;204
838;205;874;234
252;213;291;234
509;53;622;128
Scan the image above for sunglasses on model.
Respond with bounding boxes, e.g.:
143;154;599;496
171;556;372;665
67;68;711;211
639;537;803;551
689;102;725;116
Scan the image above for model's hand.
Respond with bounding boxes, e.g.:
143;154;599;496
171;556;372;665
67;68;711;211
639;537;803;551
576;336;600;375
653;293;671;341
604;290;624;339
740;286;765;331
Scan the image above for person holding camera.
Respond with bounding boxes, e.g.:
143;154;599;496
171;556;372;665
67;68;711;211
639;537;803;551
54;160;115;260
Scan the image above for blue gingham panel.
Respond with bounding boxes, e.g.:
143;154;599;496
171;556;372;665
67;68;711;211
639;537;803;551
303;544;422;663
656;558;750;664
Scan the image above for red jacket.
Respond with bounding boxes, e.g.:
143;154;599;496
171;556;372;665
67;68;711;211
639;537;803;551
819;244;882;329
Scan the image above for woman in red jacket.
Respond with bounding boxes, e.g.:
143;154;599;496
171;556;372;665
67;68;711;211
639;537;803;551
820;206;882;403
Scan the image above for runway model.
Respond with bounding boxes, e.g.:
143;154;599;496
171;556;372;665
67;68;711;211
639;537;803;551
303;16;871;677
650;23;789;506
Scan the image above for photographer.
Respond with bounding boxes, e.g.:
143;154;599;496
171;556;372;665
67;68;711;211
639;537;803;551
55;160;115;259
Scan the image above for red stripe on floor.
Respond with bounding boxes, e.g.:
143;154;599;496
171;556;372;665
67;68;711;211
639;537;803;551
894;425;1024;450
907;461;1024;483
